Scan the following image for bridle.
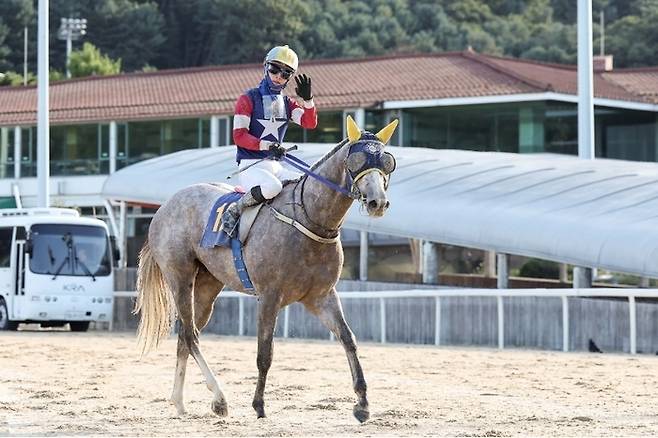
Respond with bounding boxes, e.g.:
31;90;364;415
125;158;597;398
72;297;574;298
280;138;397;240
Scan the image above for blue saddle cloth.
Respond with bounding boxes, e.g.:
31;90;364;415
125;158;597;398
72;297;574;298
199;192;254;291
200;192;242;248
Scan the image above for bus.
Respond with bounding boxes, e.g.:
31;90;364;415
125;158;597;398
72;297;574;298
0;208;117;332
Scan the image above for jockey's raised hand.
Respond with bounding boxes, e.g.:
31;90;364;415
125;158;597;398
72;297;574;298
295;74;313;101
268;142;286;159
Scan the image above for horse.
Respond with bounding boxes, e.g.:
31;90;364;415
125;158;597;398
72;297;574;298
134;115;398;423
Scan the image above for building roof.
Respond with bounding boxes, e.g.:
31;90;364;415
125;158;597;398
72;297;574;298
102;145;658;278
3;50;658;126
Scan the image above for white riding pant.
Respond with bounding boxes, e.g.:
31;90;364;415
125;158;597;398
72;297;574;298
238;159;301;199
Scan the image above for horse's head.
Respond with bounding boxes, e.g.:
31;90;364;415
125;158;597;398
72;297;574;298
345;116;398;217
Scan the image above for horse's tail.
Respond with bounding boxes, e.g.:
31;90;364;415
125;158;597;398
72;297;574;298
133;240;175;354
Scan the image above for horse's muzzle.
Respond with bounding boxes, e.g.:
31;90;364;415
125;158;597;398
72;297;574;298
366;198;390;217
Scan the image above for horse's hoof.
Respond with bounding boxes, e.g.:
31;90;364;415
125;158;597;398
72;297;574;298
211;398;228;417
353;403;369;423
170;400;186;416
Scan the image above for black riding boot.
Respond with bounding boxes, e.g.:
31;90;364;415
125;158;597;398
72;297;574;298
221;186;267;238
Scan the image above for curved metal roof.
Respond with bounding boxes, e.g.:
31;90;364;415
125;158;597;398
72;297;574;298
101;145;658;277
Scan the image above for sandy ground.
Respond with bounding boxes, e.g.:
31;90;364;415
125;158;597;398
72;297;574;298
1;331;657;437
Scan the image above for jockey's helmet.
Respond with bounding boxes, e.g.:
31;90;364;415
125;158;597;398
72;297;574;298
264;45;298;72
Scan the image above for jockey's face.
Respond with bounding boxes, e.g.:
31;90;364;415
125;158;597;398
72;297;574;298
267;62;293;85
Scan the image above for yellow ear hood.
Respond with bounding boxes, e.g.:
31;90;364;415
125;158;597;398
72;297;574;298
346;115;361;144
375;119;399;144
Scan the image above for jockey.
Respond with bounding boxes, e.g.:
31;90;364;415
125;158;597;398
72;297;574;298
221;45;318;237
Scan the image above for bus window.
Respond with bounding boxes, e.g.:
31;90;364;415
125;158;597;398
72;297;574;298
0;228;11;267
29;224;111;278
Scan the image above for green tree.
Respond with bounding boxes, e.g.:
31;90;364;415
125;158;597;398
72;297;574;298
68;42;121;77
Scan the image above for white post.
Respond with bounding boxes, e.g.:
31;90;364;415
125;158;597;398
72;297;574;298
13;127;21;179
379;297;386;344
497;253;509;289
119;201;127;269
434;296;441;346
103;200;119;239
23;27;28;86
497;295;504;349
238;297;244;336
354;108;365;130
422;241;440;284
12;184;22;208
283;306;290;338
210;116;219;147
561;296;569;352
65;35;72;78
629;296;636;354
359;230;368;281
36;0;50;208
573;267;592;288
109;121;117;173
578;0;595;159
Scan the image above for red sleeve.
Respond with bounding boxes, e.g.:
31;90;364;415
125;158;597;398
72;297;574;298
288;98;318;129
232;94;262;150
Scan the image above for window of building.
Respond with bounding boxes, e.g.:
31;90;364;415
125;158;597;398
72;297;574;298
286;111;343;144
0;128;15;179
544;103;577;155
50;124;102;175
20;127;36;177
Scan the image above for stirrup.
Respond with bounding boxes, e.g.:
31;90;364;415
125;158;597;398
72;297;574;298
220;205;240;238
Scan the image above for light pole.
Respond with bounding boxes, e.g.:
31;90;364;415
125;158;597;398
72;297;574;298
57;17;87;78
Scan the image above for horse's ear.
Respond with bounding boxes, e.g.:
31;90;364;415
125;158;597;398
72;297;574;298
346;115;361;144
375;119;399;145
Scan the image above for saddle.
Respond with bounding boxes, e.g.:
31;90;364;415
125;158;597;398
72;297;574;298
200;191;264;249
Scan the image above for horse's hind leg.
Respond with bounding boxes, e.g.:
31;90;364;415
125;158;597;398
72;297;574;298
165;265;227;417
302;288;369;423
170;265;224;415
252;293;282;419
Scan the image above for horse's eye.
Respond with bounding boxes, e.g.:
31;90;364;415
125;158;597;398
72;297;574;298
346;152;367;173
381;152;396;174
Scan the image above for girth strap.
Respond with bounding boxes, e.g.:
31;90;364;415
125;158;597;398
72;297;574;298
268;206;339;244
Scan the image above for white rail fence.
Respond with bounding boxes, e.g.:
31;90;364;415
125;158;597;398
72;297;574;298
115;288;658;354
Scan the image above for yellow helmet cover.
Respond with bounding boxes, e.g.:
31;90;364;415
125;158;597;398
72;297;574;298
264;45;298;72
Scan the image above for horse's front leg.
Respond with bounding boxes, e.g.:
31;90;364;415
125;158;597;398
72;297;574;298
253;293;281;418
302;288;369;423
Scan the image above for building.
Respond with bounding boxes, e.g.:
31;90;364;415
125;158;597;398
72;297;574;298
1;49;657;271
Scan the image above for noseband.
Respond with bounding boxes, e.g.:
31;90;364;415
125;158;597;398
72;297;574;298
345;138;397;199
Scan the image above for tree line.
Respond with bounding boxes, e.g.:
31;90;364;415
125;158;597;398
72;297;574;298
0;0;657;85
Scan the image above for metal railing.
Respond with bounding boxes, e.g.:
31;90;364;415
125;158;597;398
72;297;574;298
115;288;658;354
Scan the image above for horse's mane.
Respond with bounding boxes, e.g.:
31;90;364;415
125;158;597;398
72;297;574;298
310;139;349;171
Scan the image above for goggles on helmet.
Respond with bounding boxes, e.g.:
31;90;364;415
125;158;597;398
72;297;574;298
267;63;294;80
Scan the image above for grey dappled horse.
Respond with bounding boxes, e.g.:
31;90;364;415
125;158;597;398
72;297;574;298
134;116;398;422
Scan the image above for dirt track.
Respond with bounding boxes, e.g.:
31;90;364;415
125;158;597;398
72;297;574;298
1;331;657;436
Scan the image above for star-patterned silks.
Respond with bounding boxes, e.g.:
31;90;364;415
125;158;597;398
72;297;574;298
257;118;286;141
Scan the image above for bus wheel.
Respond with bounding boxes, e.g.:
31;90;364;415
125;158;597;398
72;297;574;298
0;299;19;331
69;321;90;332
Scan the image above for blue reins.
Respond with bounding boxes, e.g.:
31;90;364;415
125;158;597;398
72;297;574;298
280;153;356;199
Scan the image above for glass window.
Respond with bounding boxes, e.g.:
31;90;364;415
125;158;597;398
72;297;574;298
218;118;228;146
99;124;110;174
29;224;111;278
50;124;101;176
126;121;160;165
545;103;577;155
162;119;199;154
305;111;342;143
0;228;12;267
199;118;211;148
21;127;36;177
596;108;656;162
0;128;15;179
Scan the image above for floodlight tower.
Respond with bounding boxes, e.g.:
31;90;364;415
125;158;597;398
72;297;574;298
57;18;87;78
